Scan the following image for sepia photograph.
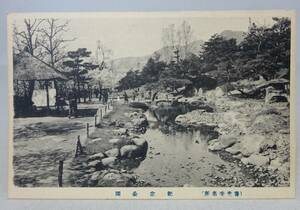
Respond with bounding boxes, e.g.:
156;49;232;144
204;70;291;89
7;11;295;199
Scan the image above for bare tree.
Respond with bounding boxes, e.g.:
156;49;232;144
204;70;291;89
36;18;76;104
161;24;176;62
13;18;45;104
162;24;176;49
38;18;75;68
161;21;193;61
13;18;44;56
177;20;193;59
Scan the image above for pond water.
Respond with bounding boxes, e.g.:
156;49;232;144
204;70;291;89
133;113;248;187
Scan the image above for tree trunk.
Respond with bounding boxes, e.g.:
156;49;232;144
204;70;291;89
77;81;81;103
45;81;50;111
83;84;86;103
28;80;35;102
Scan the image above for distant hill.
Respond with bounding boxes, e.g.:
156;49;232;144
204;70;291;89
105;56;149;86
100;30;245;86
153;39;204;62
100;40;204;86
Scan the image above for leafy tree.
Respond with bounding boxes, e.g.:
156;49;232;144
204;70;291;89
118;54;167;90
63;48;98;102
200;34;239;85
141;54;167;83
238;17;291;80
118;17;291;95
118;70;143;90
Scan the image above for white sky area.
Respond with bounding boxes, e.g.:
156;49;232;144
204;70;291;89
14;16;276;59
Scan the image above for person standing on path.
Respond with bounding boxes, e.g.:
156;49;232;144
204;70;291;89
67;88;78;118
103;89;109;104
124;91;128;104
94;87;99;99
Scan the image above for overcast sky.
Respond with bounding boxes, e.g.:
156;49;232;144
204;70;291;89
14;16;276;59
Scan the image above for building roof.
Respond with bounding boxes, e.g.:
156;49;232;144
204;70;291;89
13;53;67;81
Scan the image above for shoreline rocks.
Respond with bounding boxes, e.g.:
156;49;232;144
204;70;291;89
175;110;220;129
208;135;238;151
105;148;120;157
71;105;150;187
173;95;290;187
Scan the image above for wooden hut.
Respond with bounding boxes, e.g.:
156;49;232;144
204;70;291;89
13;53;67;111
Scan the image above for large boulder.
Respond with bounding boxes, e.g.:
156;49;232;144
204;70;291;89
109;138;122;144
208;135;238;151
132;117;148;128
113;128;128;136
98;172;135;187
239;134;266;157
175;110;205;125
105;148;120;157
220;134;267;157
268;157;283;171
88;171;103;186
225;143;243;155
259;139;277;152
120;145;141;158
215;87;226;97
250;114;288;134
88;152;106;161
175;110;220;128
101;157;117;167
178;97;213;112
90;171;102;182
129;111;139;117
241;154;270;167
87;159;103;170
153;105;183;123
132;137;147;147
129;102;149;110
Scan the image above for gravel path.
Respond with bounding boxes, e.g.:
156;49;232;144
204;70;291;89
13;103;100;187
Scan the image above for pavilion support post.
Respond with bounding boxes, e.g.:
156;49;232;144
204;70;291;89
45;80;50;111
94;115;97;127
86;123;89;138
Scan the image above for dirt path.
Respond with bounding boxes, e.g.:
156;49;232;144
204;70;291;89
13;103;100;187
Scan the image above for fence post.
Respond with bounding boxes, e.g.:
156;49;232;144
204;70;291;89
75;135;83;157
104;105;107;114
108;103;110;110
100;109;103;121
94;115;97;127
86;123;89;138
58;160;63;187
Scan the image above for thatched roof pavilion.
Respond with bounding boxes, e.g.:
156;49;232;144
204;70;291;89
14;53;67;81
13;53;67;110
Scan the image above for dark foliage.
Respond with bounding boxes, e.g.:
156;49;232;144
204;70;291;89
118;17;290;92
63;48;99;100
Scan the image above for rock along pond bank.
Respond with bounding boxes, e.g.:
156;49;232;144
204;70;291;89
175;96;290;187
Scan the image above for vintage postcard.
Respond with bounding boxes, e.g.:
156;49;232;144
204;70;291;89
7;10;296;199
